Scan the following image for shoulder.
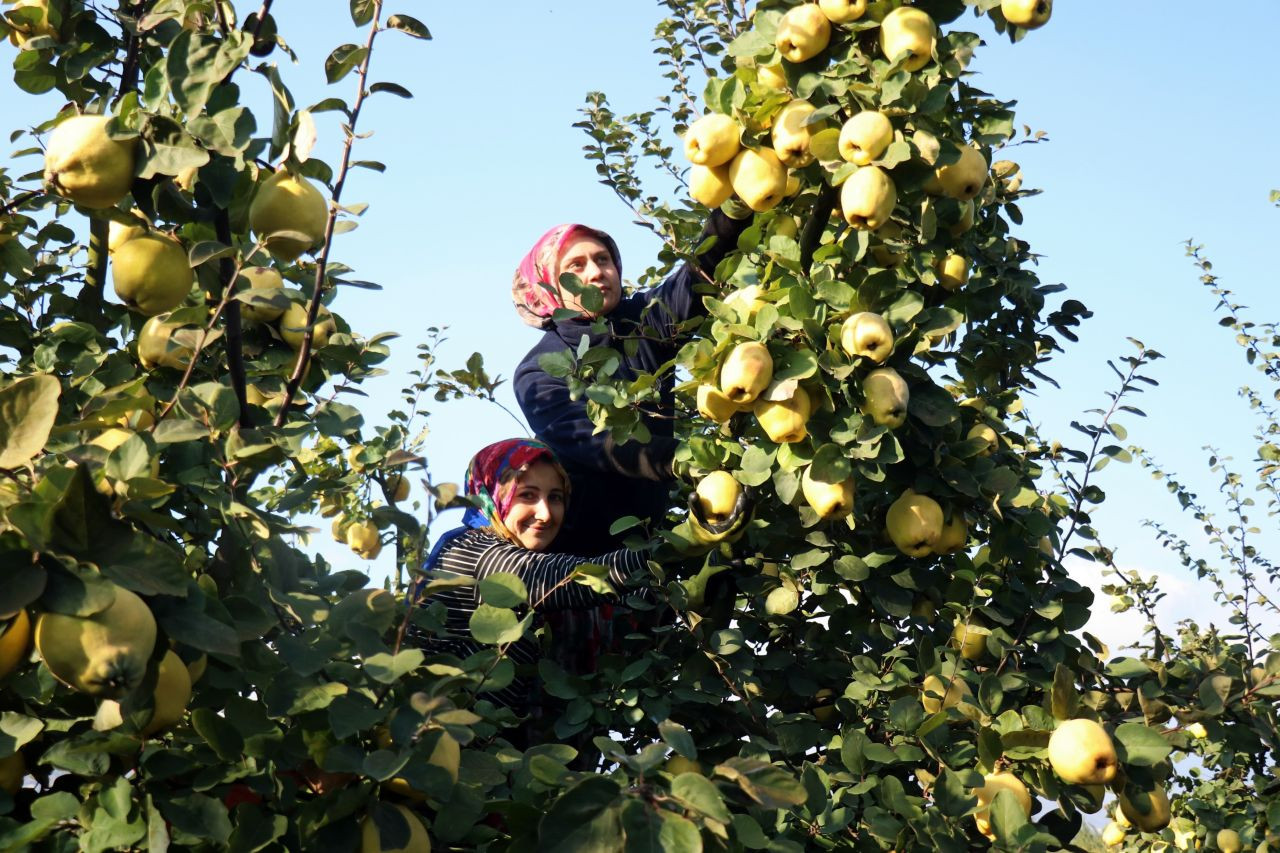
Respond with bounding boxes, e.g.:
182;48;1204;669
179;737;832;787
515;331;569;378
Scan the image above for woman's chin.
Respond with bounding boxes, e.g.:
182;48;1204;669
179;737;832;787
517;529;557;551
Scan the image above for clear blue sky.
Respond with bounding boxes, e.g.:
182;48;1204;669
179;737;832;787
6;2;1278;647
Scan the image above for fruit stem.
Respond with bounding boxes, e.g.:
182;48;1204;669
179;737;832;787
275;0;383;426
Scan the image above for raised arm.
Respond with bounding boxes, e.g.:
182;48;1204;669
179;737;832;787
473;538;650;612
634;208;753;334
514;355;676;480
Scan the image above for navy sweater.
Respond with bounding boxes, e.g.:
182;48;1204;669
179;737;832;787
514;211;749;556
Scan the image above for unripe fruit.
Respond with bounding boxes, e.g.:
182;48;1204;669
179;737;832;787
35;583;158;699
112;234;193;316
249;170;328;263
279;301;335;350
360;803;431;852
43;114;136;209
238;266;286;325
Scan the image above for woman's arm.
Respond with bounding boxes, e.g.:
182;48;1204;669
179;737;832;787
473;538;650;611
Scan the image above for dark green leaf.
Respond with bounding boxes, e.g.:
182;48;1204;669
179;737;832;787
0;375;59;469
325;45;368;84
671;772;730;824
477;572;527;607
1112;722;1171;766
386;14;431;39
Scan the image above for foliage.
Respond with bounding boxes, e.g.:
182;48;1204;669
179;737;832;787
0;0;1272;851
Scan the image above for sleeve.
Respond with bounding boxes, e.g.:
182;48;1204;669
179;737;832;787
634;208;753;338
515;353;677;480
473;539;651;612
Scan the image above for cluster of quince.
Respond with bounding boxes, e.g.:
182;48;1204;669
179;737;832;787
679;1;1044;552
39;112;333;389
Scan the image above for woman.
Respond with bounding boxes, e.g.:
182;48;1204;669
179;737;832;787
511;208;752;556
407;438;650;714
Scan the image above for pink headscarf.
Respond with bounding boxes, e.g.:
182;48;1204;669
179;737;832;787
512;224;622;329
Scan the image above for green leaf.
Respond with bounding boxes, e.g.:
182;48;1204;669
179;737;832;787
349;0;377;25
166;31;252;118
1105;657;1150;679
840;728;868;775
369;81;413;99
287;682;347;715
0;375;59;469
671;772;731;824
1112;722;1171;767
658;719;696;759
478;572;527;607
363;649;424;684
538;776;623;852
1051;662;1078;720
715;757;806;809
934;768;977;817
989;788;1029;841
325;44;369;84
730;814;769;849
190;707;244;761
386;14;432;39
468;604;529;645
810;443;852;482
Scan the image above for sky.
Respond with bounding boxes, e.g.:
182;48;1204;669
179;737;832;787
4;2;1278;653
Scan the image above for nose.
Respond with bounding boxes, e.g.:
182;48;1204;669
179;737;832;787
582;259;604;284
532;497;553;523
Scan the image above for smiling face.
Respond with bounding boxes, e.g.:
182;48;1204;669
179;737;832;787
557;234;621;317
500;459;567;551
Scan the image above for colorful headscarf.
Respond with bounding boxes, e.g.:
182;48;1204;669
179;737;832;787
462;438;570;544
512;224;622;329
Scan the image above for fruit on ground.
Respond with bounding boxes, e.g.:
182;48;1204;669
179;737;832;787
754;385;812;443
695;471;742;523
967;423;998;455
696;384;739;423
1101;820;1126;847
42;114;135;209
279;301;335;350
932;513;968;555
112;234;193;316
772;99;822;168
719;341;773;404
689;164;733;208
249;169;328;263
1217;829;1242;853
838;111;893;166
137;313;194;370
684;113;741;167
360;803;431;852
728;148;787;212
861;367;909;428
35;582;157;699
346;520;382;560
840;165;896;230
878;6;935;71
951;619;987;660
1118;785;1171;833
934;252;969;291
0;752;24;794
920;672;970;713
238;266;286;324
886;490;943;557
818;0;865;23
775;3;831;63
801;465;854;519
1047;718;1119;785
1002;0;1051;29
973;772;1032;840
934;146;988;200
0;610;31;680
840;312;893;363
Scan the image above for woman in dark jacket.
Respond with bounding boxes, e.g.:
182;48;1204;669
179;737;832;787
511;209;751;556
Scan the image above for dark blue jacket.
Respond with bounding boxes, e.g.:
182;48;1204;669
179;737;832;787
514;211;749;555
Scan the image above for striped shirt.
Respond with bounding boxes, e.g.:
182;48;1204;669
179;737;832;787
406;528;650;709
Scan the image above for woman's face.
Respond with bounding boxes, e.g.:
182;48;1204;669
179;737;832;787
501;460;567;551
557;235;621;317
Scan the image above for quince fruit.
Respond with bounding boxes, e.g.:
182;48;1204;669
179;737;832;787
1048;718;1118;786
238;266;286;324
838;111;893;166
279;300;335;350
920;672;969;713
0;610;31;680
346;519;382;560
886;489;943;556
1002;0;1051;29
754;384;812;443
112;234;193;316
360;803;431;852
35;582;157;698
840;165;896;231
801;464;854;519
683;113;741;167
728;147;787;212
776;3;831;63
719;341;773;404
249;169;328;263
973;772;1032;840
695;471;742;524
689;164;733;208
137;312;194;370
879;6;935;71
43;114;135;209
0;752;24;794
